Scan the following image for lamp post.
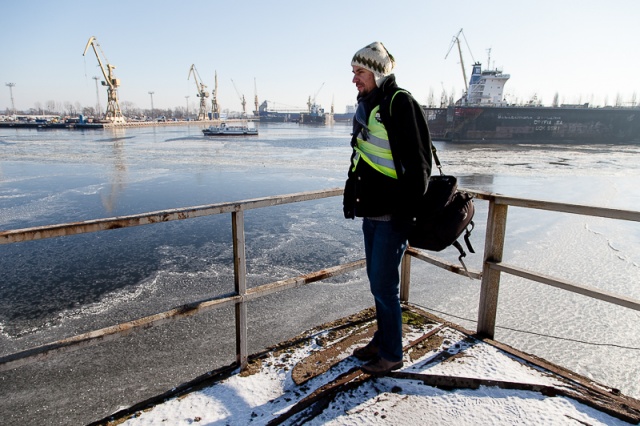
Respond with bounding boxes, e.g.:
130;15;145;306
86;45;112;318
148;91;155;120
185;95;189;120
5;83;16;116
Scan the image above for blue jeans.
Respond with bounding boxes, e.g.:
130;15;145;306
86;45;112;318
362;217;409;362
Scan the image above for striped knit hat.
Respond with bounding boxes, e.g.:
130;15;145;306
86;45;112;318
351;41;396;87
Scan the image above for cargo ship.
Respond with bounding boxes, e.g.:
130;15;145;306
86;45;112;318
333;104;356;123
256;100;302;123
257;97;335;125
427;62;640;144
299;100;333;125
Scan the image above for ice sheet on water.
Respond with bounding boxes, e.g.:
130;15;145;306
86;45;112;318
1;125;639;398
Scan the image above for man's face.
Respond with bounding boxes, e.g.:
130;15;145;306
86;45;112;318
352;65;376;96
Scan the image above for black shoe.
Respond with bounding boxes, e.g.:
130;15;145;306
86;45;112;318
353;341;379;361
361;356;403;375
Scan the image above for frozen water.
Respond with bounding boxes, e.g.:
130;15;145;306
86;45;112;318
0;123;638;424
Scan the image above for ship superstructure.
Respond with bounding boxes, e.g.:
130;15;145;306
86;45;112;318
465;62;510;106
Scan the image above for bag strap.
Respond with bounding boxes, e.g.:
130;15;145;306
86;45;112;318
451;240;469;275
431;145;443;176
388;90;476;275
452;222;476;279
464;221;476;254
387;89;443;177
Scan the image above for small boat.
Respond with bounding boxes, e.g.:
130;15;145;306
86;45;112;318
202;122;258;136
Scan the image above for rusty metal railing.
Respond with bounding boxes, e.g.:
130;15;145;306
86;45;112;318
400;190;640;338
1;187;639;372
0;188;346;371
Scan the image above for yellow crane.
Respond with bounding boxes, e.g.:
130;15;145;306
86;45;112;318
307;82;324;112
445;28;475;94
188;64;210;121
253;78;259;117
211;71;220;119
230;79;247;118
83;36;126;123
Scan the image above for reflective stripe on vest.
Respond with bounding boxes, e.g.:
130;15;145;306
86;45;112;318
352;105;397;179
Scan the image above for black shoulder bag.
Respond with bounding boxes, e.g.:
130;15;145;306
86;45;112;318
382;89;475;273
409;145;476;274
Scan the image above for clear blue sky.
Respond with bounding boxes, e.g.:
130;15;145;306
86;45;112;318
2;0;639;114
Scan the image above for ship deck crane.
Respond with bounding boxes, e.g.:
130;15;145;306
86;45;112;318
308;82;324;112
231;79;247;117
83;36;125;123
188;64;210;121
445;28;475;93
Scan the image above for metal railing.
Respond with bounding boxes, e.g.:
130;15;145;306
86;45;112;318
466;190;640;337
1;188;639;372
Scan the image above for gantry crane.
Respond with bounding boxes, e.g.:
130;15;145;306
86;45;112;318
83;36;126;123
230;79;247;117
188;64;210;121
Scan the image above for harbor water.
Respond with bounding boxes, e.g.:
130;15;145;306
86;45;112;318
1;123;639;425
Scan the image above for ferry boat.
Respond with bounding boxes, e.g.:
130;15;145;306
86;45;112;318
202;122;258;136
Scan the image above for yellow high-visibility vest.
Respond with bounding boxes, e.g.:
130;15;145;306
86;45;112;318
352;105;397;179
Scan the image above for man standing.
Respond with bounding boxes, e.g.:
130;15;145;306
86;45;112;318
343;42;433;374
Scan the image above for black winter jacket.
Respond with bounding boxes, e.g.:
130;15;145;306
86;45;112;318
343;75;433;220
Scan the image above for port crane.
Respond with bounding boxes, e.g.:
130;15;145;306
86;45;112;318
307;82;324;112
211;71;220;119
445;28;475;93
188;64;209;121
253;78;259;117
83;36;126;123
231;79;247;117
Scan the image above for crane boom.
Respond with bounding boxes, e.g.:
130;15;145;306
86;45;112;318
82;36;125;123
230;79;247;117
253;78;259;117
445;28;474;93
211;71;220;119
308;82;324;111
313;82;324;103
188;64;210;121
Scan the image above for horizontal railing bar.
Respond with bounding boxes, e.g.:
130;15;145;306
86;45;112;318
488;261;640;311
0;293;240;372
0;188;344;244
0;259;367;372
4;189;637;246
245;259;366;300
2;187;638;372
465;190;640;222
406;247;482;280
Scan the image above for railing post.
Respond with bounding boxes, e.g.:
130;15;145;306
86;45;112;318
477;199;508;338
400;251;412;303
232;210;248;369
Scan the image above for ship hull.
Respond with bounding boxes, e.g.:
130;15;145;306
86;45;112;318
258;112;300;123
300;113;334;125
427;106;640;144
333;113;353;123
